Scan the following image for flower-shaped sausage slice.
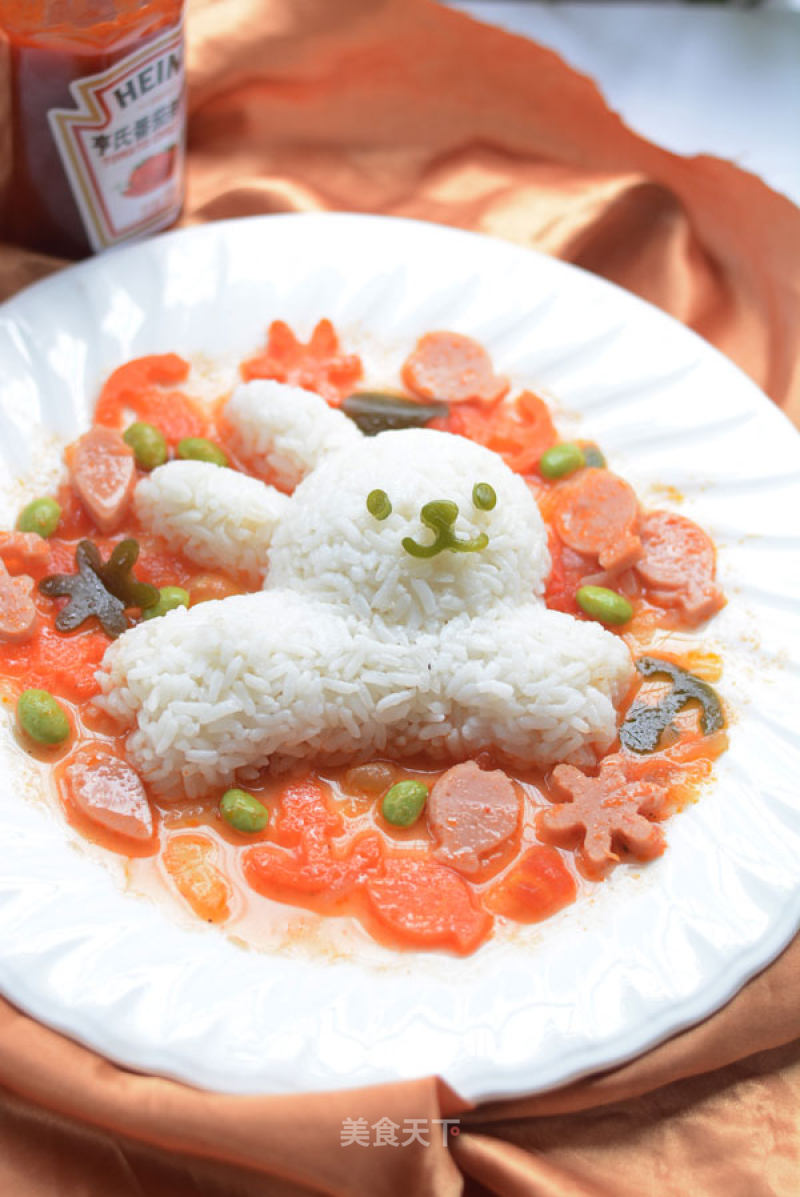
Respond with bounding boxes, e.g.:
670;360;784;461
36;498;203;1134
537;755;670;879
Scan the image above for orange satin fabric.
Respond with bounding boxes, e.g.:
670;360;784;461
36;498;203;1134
1;1;800;1194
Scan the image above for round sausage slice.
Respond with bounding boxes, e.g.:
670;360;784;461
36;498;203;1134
69;426;136;533
552;469;642;571
427;760;521;875
635;510;724;625
64;743;154;842
0;561;37;644
401;331;509;404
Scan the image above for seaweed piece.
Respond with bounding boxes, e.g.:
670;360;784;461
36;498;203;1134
620;656;724;754
581;443;606;469
91;539;159;611
401;499;489;558
342;392;448;436
39;539;159;638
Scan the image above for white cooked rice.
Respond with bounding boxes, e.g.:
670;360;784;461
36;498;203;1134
224;379;362;491
268;427;551;628
135;459;288;583
98;427;633;796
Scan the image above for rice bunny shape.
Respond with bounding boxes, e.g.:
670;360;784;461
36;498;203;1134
98;381;633;796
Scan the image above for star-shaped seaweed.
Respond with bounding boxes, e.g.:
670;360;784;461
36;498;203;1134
536;754;670;879
39;539;158;638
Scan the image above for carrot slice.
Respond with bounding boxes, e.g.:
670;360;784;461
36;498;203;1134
243;832;383;901
484;845;577;922
0;532;50;574
551;469;642;571
242;777;382;902
269;776;343;849
0;608;108;700
64;743;153;842
402;331;509;405
240;319;363;405
364;857;492;954
543;530;594;615
444;391;557;473
94;354;190;427
163;833;231;923
68;426;136;533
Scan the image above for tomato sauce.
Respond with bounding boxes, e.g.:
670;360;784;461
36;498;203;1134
0;1;185;257
0;323;729;956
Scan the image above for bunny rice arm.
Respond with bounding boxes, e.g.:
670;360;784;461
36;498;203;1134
95;590;437;796
433;608;634;769
223;380;363;491
134;460;289;584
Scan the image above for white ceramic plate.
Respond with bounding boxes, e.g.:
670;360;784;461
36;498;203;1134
1;214;799;1101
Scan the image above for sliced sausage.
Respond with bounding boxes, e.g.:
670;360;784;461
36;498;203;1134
0;561;37;644
552;469;642;572
64;743;153;841
69;426;136;533
537;755;668;879
427;760;521;875
401;331;509;404
635;510;725;625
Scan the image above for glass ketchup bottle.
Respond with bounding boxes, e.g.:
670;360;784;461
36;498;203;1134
0;0;186;258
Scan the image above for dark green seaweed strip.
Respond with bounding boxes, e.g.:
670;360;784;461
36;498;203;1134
342;392;448;436
619;656;725;754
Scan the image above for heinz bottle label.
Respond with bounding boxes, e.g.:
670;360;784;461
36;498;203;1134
48;22;185;252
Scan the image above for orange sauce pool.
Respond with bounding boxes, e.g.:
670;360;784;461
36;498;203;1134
0;328;729;956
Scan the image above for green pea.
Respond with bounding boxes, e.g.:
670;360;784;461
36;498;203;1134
177;437;228;467
576;585;633;627
219;788;270;834
539;442;586;480
123;421;168;470
381;779;429;828
16;688;71;746
366;489;392;520
16;497;61;538
472;482;497;511
142;585;190;620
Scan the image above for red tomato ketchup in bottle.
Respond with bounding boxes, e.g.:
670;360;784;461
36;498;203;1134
0;0;186;258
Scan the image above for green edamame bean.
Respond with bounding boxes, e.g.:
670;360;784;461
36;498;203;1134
576;585;633;627
381;780;429;828
16;497;61;538
123;421;168;470
16;688;71;746
143;585;190;620
177;437;228;467
219;788;269;834
539;443;585;480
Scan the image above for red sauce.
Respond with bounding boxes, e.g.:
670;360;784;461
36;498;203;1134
0;323;729;955
0;1;185;257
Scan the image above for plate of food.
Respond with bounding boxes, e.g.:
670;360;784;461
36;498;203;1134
0;213;798;1101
